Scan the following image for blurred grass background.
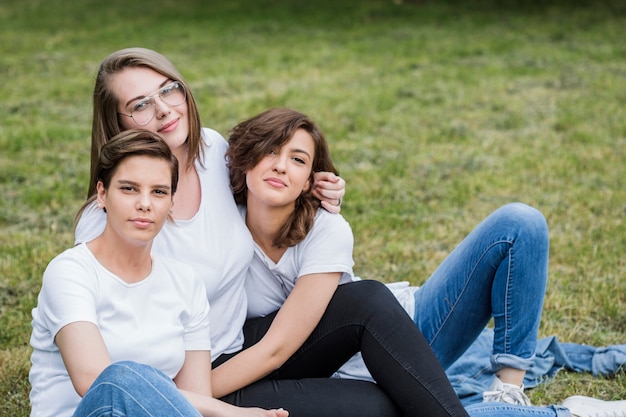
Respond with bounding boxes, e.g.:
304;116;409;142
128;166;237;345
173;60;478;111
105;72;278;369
1;0;625;415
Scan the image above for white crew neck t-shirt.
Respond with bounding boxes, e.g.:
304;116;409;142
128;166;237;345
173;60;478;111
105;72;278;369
75;128;253;359
29;243;211;417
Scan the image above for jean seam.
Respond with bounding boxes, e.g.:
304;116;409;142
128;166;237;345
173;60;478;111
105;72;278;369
85;362;189;417
429;239;514;348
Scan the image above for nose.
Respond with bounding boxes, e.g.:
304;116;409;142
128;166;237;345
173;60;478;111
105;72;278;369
136;192;152;212
154;97;171;119
272;155;287;173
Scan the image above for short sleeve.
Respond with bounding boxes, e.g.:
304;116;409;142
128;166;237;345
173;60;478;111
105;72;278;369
182;274;212;351
296;211;354;283
36;249;99;340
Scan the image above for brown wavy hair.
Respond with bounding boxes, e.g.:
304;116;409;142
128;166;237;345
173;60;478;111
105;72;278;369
226;108;338;248
88;47;203;197
75;129;179;226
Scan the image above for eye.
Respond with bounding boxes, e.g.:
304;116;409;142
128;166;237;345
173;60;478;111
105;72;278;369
120;185;135;192
160;82;178;97
153;189;169;196
293;156;306;164
132;98;153;112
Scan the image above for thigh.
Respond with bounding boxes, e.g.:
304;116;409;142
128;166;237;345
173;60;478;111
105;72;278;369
241;283;369;379
220;378;402;417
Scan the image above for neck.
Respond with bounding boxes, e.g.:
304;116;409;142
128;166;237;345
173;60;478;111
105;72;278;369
245;199;294;259
87;229;153;283
171;147;201;220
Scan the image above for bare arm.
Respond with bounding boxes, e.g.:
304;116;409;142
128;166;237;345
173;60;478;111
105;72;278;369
57;324;287;417
55;321;111;397
210;272;341;398
176;350;289;417
312;172;345;214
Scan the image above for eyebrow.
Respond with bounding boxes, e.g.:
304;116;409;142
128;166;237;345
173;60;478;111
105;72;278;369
291;148;312;159
117;179;172;190
124;78;172;108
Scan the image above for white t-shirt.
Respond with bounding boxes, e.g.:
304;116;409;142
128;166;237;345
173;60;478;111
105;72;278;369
75;128;253;359
243;207;355;318
29;243;211;417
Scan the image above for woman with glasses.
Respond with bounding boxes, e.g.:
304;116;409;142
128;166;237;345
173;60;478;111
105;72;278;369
30;130;288;417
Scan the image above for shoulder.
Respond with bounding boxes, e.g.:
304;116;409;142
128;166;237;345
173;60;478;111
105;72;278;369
301;209;353;249
201;127;227;150
42;244;98;288
74;201;106;244
46;244;92;272
313;209;352;234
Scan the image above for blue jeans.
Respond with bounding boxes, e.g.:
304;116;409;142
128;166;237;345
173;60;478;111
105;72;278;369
73;361;201;417
414;203;549;371
466;403;572;417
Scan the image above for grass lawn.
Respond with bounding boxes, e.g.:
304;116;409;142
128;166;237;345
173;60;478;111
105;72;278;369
1;0;626;415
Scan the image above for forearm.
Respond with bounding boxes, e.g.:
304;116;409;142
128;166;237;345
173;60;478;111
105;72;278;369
180;389;234;417
180;387;288;417
211;344;285;398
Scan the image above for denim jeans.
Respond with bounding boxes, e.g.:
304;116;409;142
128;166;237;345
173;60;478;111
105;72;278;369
74;361;201;417
466;403;572;417
414;203;549;371
215;280;470;417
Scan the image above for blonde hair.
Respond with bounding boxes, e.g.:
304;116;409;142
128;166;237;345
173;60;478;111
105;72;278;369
88;47;203;197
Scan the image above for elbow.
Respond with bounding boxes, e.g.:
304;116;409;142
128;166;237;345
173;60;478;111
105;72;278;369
71;366;114;398
265;348;292;371
73;379;92;398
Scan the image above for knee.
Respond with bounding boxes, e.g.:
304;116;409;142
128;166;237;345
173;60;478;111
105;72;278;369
341;279;390;299
496;203;548;240
94;361;165;389
335;280;398;312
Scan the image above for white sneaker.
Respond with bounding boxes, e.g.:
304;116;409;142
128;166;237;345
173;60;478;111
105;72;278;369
561;395;626;417
482;376;531;406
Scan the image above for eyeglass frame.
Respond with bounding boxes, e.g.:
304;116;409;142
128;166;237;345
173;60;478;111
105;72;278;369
117;81;187;126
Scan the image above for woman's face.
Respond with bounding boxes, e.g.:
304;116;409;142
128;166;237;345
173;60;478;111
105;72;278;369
110;67;190;154
245;128;315;210
97;155;173;246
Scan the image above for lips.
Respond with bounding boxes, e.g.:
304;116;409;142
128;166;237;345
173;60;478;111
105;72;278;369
158;118;179;133
265;178;287;188
130;218;154;228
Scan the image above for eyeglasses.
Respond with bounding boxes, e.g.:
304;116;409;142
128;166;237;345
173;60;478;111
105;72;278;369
118;81;186;126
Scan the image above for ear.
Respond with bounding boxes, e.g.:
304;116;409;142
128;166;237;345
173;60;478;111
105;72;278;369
96;181;106;207
302;177;312;194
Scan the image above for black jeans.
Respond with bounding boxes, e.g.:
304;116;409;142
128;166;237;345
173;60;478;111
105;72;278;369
216;280;469;417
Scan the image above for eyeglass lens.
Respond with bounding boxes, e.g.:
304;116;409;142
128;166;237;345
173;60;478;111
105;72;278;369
131;82;186;125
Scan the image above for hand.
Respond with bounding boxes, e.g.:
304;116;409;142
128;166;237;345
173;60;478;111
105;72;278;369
312;171;345;214
228;406;289;417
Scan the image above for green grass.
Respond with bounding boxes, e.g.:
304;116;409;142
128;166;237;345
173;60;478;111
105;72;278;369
2;0;626;415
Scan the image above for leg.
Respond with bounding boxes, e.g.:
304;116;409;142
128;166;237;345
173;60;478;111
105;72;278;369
414;203;549;374
466;403;572;417
240;280;469;417
221;378;402;417
74;361;201;417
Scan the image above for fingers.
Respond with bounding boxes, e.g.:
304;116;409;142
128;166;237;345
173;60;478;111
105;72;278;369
320;200;341;214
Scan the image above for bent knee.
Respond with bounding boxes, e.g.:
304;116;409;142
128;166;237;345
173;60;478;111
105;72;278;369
499;202;548;237
335;280;397;308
